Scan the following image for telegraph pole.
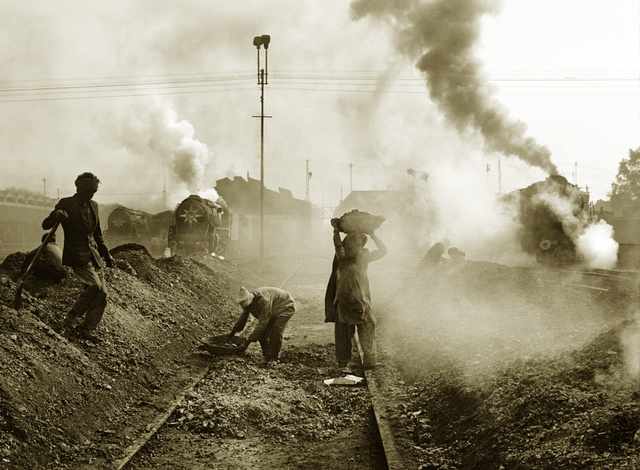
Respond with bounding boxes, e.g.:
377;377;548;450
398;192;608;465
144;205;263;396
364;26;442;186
349;162;353;193
486;163;491;190
252;34;271;259
305;159;312;202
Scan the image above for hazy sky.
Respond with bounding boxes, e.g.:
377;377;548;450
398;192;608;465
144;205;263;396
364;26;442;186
1;0;638;212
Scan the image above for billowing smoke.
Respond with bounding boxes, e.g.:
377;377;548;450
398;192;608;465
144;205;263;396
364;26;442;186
114;99;211;196
351;0;558;174
620;320;640;382
198;188;220;203
533;189;586;242
575;220;618;269
532;182;618;269
146;101;211;193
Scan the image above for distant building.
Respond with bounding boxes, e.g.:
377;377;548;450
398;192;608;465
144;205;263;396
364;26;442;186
215;176;322;253
333;183;437;257
334;190;405;220
0;188;114;259
0;189;57;257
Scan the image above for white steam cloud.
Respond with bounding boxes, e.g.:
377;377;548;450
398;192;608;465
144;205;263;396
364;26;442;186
114;99;211;196
198;188;220;202
575;220;619;269
620;321;640;380
534;188;618;269
145;101;211;193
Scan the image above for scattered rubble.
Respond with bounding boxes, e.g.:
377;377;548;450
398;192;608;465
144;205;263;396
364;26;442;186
2;245;640;469
377;261;640;469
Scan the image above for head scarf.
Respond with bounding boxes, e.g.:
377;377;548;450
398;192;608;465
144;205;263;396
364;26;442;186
75;173;100;192
235;286;254;307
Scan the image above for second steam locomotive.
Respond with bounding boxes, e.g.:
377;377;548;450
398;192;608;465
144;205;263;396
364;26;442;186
504;175;591;264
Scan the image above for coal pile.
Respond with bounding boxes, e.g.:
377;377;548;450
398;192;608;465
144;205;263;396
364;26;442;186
332;210;385;234
0;244;244;469
376;261;640;469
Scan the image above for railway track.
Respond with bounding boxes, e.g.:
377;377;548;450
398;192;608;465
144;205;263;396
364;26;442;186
517;265;640;294
105;254;639;469
110;251;405;469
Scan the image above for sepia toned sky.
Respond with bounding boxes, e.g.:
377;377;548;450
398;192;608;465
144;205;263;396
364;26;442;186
1;0;638;212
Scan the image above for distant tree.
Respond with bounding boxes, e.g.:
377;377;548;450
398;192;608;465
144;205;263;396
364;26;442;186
609;147;640;208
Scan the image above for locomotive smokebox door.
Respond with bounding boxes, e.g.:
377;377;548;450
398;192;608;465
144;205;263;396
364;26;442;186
539;239;552;251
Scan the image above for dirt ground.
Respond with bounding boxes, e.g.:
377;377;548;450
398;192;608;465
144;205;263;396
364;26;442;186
0;246;390;470
2;245;640;469
375;262;640;469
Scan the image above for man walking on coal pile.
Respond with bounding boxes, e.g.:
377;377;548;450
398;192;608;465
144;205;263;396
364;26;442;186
42;172;115;343
20;232;67;282
329;218;387;373
228;286;296;365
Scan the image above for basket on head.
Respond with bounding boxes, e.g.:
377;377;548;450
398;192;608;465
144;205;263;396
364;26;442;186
333;209;385;234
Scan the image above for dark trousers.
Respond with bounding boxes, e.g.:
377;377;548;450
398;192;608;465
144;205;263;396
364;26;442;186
69;263;107;331
258;310;295;360
335;318;376;368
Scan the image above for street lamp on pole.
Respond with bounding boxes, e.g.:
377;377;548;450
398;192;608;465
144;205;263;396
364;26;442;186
253;34;270;260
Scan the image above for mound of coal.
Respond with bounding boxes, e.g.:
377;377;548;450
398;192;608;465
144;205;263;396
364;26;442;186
0;245;247;469
0;252;25;273
377;261;640;469
333;209;385;234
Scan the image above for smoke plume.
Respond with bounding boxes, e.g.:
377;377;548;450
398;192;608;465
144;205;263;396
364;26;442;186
351;0;559;174
534;184;618;269
575;220;619;269
115;99;211;195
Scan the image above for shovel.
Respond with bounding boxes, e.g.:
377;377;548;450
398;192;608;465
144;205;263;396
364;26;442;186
13;222;60;310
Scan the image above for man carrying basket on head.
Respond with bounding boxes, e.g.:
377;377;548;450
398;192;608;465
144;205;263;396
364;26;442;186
327;211;387;373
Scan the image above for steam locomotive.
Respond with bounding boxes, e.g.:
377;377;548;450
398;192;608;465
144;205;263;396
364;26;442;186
105;206;152;246
504;175;590;264
168;195;231;257
104;206;173;257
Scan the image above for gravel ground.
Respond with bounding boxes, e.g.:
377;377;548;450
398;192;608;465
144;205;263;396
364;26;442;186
1;245;640;469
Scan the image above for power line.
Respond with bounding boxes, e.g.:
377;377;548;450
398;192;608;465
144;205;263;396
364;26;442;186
1;69;639;102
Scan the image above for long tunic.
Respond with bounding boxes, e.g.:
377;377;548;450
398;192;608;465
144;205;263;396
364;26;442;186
333;233;386;325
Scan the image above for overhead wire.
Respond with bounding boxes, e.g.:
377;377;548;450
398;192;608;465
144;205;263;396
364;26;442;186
1;69;639;102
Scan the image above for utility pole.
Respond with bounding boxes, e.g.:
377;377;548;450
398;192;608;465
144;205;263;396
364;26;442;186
485;163;491;190
162;175;167;211
305;159;312;202
252;34;271;260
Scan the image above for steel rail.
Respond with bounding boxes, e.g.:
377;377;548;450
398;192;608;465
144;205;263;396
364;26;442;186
355;336;406;469
112;368;212;470
112;250;402;469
